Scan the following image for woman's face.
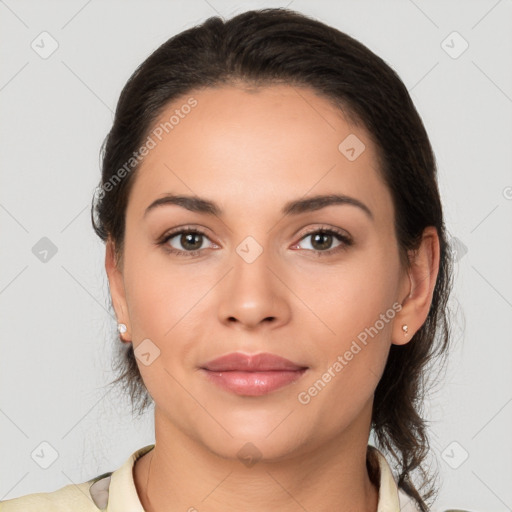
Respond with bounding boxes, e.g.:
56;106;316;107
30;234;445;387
109;84;413;459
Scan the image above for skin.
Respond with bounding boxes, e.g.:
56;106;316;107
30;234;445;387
106;84;440;512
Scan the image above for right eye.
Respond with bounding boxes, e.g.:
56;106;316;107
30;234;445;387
158;228;216;257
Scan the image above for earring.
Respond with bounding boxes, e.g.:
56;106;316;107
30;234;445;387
402;324;408;335
118;323;127;334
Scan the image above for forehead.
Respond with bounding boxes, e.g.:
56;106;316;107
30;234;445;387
127;84;392;225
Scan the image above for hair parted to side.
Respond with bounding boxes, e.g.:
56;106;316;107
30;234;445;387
91;8;454;510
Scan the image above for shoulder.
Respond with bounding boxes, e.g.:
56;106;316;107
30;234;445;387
0;445;154;512
0;480;100;512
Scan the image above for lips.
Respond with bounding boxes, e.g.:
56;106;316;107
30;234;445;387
202;352;307;372
200;352;308;396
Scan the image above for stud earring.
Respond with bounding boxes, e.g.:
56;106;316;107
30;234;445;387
402;324;408;335
118;323;127;334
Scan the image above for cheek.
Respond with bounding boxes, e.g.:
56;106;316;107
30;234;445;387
300;248;399;339
123;245;201;335
124;263;174;337
122;247;216;380
296;280;394;431
122;253;206;403
294;246;399;400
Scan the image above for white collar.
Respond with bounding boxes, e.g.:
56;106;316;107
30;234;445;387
89;444;417;511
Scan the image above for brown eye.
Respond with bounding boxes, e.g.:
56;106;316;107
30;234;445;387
158;228;214;257
174;232;204;251
295;228;353;256
309;231;336;251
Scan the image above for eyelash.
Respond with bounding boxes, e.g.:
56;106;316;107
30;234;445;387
157;226;353;258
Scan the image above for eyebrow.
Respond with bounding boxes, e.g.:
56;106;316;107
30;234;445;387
144;193;374;220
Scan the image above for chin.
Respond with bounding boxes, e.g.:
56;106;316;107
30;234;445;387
199;424;311;463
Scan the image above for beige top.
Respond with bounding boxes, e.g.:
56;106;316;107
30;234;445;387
0;444;421;511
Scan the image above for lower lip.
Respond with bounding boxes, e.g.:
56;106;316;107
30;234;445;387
201;369;307;396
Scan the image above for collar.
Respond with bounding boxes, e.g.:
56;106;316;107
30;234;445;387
91;444;406;511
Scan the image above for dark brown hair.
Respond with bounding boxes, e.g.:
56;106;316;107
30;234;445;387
91;8;454;510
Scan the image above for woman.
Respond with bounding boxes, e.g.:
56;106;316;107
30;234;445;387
1;7;454;512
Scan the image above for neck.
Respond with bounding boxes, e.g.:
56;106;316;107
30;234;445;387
134;407;379;512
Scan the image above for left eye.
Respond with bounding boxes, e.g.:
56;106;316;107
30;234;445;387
294;229;351;254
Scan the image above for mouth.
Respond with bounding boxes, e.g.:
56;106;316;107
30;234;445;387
202;351;307;372
200;368;308;396
200;352;309;396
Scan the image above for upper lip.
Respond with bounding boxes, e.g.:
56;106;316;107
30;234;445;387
202;352;308;372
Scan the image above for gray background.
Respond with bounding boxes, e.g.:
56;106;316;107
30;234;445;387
1;0;511;510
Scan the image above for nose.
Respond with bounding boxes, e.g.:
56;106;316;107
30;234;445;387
217;248;291;331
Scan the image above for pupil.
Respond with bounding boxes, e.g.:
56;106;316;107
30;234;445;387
183;233;202;250
312;233;332;250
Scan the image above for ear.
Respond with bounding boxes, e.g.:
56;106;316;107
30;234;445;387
105;238;131;341
392;226;440;346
